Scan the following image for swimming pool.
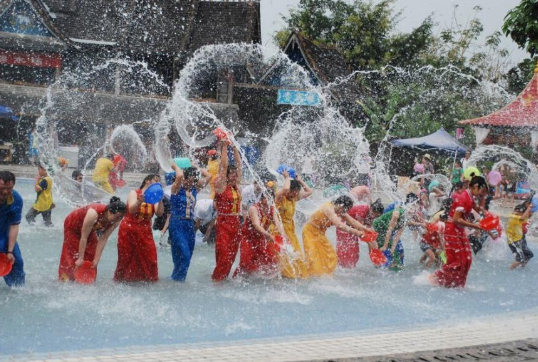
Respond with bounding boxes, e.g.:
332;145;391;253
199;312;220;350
1;179;537;357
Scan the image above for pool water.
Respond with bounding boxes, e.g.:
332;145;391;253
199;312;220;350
1;179;537;356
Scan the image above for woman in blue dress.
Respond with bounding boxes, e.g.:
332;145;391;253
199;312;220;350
169;163;211;281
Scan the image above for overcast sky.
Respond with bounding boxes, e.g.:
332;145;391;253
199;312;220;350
259;0;529;66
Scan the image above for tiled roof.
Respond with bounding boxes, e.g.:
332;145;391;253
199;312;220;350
188;1;260;52
287;32;351;85
3;0;261;55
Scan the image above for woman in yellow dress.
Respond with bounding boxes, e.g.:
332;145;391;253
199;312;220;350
275;172;313;279
302;195;368;277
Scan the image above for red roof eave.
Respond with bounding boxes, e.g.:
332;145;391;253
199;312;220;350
459;70;538;128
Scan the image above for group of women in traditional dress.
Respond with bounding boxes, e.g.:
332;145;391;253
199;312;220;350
53;139;496;289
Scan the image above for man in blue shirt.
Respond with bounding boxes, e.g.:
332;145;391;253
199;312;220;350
0;171;25;286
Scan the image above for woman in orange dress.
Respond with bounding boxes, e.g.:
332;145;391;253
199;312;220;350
302;196;369;277
113;174;164;283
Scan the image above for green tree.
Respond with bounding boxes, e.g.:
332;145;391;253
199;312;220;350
505;57;537;94
503;0;538;56
275;0;434;69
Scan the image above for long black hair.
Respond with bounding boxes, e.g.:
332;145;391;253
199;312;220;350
334;195;353;211
469;176;489;191
139;174;160;189
107;196;126;214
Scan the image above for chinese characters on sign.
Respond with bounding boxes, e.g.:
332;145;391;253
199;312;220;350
277;89;321;106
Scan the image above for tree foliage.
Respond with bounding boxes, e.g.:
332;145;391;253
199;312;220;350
275;0;433;69
503;0;538;56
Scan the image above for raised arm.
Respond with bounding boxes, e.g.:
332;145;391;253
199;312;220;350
171;163;185;195
233;145;242;186
76;209;99;267
196;167;212;191
296;174;313;200
214;142;229;195
92;220;121;267
275;171;291;202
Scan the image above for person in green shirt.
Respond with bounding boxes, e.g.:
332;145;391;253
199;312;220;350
450;160;464;193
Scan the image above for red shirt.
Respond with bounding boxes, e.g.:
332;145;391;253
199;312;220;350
215;185;242;215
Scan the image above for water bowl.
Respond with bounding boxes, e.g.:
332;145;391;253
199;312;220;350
276;164;296;179
174;158;192;169
74;261;97;285
144;183;164;204
531;196;538;213
361;231;378;243
213;127;228;141
369;248;387;266
479;215;500;231
0;253;13;277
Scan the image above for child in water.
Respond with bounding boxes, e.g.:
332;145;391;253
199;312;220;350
419;214;447;268
506;203;534;270
26;164;54;227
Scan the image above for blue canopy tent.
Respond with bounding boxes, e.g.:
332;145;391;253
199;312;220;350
391;128;468;155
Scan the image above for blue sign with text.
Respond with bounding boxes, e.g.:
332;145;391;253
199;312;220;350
277;89;321;106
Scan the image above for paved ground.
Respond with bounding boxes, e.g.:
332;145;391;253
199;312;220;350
2;309;538;362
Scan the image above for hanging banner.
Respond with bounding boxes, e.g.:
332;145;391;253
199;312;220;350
456;127;465;140
0;50;62;68
277;89;321;106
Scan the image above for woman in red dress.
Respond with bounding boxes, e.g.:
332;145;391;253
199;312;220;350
234;189;285;277
59;197;126;281
212;140;243;281
430;176;490;288
114;174;164;283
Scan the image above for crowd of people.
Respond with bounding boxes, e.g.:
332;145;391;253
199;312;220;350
0;142;534;289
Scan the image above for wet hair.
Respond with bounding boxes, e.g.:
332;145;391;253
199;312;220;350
261;188;275;200
183;167;199;181
290;179;302;192
107;196;126;214
455;160;462;167
333;195;354;210
0;171;15;184
439;213;448;221
370;198;384;215
441;198;453;214
139;174;160;189
405;193;419;204
515;203;527;213
72;170;82;180
106;154;114;160
469;176;489;191
454;181;464;189
227;165;238;176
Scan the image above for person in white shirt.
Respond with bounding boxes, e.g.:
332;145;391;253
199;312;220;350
241;181;262;215
194;199;216;244
461;150;473;170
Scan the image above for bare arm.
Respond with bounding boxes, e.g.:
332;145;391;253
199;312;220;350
34;176;42;193
161;214;171;234
92;221;121;267
453;210;483;230
127;189;140;215
76;209;99;265
154;200;164;217
296;175;313;200
342;213;371;232
248;206;274;241
323;206;364;237
6;224;19;263
390;226;405;253
196;167;212;191
381;211;400;251
214;142;229;195
233;146;242;186
170;163;185;195
275;172;291;202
